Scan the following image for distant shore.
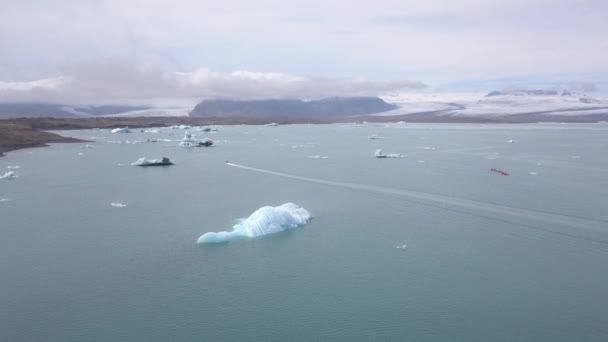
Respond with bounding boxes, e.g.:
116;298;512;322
1;113;607;157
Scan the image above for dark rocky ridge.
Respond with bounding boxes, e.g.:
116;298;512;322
190;97;397;118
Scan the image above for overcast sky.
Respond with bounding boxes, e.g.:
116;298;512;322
1;0;607;104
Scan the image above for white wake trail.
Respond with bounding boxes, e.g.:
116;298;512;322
225;163;608;235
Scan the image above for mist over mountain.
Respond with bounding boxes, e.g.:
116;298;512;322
0;103;151;118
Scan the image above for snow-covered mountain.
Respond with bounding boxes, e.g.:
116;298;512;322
379;90;608;119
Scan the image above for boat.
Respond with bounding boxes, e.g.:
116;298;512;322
131;157;174;166
490;168;509;176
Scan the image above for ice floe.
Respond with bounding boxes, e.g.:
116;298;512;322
131;157;174;166
197;203;311;244
264;123;279;127
179;133;214;147
6;165;20;169
307;155;329;159
374;149;403;158
110;202;127;208
0;171;17;180
111;127;132;133
80;144;94;149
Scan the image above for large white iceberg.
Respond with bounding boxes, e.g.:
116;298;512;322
197;203;311;244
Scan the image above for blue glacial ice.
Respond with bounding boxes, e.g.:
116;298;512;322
197;203;311;244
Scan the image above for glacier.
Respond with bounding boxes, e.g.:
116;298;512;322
197;203;311;244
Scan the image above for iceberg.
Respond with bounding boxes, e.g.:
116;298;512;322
197;203;311;244
374;149;403;158
0;171;17;180
179;133;214;147
131;157;174;166
80;144;94;149
111;127;132;133
110;202;127;208
6;165;20;169
264;123;279;127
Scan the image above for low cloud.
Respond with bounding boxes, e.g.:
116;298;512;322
0;59;425;105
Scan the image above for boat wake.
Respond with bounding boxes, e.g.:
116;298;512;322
225;162;608;247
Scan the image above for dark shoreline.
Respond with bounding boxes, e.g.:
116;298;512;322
1;113;607;157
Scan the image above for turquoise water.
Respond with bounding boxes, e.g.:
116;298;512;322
1;123;608;341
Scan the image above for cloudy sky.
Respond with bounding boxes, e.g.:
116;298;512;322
1;0;607;104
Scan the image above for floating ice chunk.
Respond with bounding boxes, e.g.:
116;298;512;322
78;152;85;156
80;144;94;149
179;133;213;147
396;244;407;249
308;155;329;159
131;157;174;166
368;134;383;139
6;165;20;169
143;129;160;133
0;171;17;180
422;146;436;150
291;145;305;148
507;139;515;143
374;149;403;158
111;127;132;133
537;162;543;166
197;203;311;244
264;123;279;127
529;172;538;175
0;198;10;202
571;156;581;159
110;202;127;208
417;160;425;163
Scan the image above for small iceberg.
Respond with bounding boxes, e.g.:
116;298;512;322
170;124;192;130
396;244;407;249
111;127;132;133
197;203;311;244
368;134;383;139
80;144;94;149
307;155;329;159
131;157;174;166
6;165;20;169
507;139;515;143
0;171;17;180
0;198;11;202
264;123;279;127
374;149;403;158
143;129;160;133
179;133;214;147
529;172;538;176
110;202;127;208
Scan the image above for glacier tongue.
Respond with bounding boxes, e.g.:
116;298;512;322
197;203;311;244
